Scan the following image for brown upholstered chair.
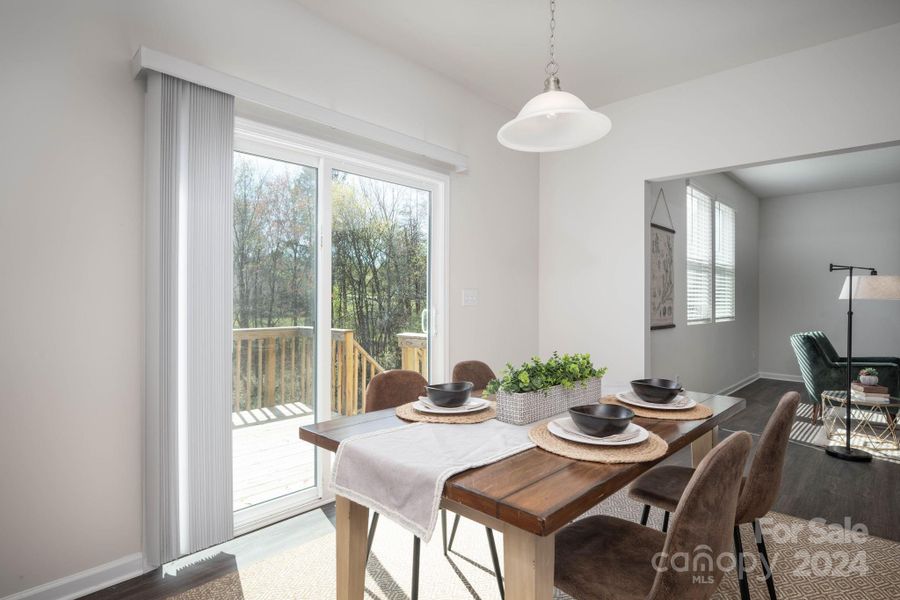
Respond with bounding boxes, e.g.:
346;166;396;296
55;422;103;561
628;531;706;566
555;431;753;600
628;391;800;600
451;360;497;393
363;369;504;599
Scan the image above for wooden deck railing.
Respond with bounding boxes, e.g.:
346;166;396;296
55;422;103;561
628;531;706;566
398;332;428;377
233;326;392;416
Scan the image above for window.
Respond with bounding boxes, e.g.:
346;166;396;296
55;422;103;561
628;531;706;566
686;184;735;324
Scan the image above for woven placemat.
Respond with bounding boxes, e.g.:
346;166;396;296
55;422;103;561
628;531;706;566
601;395;713;420
529;423;668;463
395;401;496;424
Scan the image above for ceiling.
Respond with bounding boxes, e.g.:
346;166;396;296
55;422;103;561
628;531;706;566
729;145;900;199
293;0;900;111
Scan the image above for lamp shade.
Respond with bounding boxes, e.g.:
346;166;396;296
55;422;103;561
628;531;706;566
497;90;612;152
839;275;900;300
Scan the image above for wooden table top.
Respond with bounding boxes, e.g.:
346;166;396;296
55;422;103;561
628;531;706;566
300;391;745;536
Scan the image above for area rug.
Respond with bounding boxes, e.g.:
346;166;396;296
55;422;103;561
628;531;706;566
166;491;900;600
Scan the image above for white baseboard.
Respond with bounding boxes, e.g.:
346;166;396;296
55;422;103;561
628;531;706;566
717;373;761;396
2;553;143;600
758;371;804;383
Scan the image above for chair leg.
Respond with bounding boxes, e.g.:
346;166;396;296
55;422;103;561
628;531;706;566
754;519;777;600
733;525;751;600
812;401;821;424
662;510;670;533
411;535;421;600
485;527;505;599
640;504;651;526
441;509;448;556
447;513;461;552
366;512;380;561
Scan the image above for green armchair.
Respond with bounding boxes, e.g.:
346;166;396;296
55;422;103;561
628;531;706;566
790;331;899;422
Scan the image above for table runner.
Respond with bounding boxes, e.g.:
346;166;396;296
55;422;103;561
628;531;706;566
332;420;535;541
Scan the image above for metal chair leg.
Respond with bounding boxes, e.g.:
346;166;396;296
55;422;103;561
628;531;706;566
411;535;421;600
447;513;461;552
640;504;651;526
441;509;448;556
754;519;777;600
485;527;505;599
734;525;751;600
662;510;670;533
366;512;380;561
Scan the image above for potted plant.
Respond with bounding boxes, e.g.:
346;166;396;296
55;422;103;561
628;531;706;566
859;368;879;386
485;352;607;425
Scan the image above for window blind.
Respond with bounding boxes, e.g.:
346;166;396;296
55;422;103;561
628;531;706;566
686;185;713;323
715;201;736;321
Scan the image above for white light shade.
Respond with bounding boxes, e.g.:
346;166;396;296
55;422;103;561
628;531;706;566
839;275;900;300
497;90;612;152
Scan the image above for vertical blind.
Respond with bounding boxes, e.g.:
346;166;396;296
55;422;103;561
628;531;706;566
686;185;713;323
715;202;736;321
686;184;736;324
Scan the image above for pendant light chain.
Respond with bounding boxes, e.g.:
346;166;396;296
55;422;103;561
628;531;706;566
545;0;559;76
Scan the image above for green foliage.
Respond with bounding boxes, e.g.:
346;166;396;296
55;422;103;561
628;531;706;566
859;367;878;377
485;352;607;395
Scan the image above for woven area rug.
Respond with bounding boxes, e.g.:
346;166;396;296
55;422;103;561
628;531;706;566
166;491;900;600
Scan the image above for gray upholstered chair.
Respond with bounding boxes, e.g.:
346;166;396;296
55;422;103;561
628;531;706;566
628;392;801;600
790;330;899;423
363;370;504;599
451;360;497;394
555;431;752;600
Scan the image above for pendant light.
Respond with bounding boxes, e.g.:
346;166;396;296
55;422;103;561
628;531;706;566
498;0;612;152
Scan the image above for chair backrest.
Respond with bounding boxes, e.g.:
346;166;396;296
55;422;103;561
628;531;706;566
648;431;752;600
364;369;427;412
790;331;846;402
735;391;800;524
451;360;496;391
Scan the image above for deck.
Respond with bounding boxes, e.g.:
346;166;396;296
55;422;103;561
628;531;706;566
232;401;316;511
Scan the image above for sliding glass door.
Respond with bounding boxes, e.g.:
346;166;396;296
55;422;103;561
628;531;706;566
231;121;446;532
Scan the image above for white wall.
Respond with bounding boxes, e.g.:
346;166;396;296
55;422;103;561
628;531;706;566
539;24;900;387
758;181;900;377
0;0;538;596
649;174;759;394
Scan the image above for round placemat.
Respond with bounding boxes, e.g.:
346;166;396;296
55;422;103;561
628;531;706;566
395;402;496;424
529;423;668;463
601;395;713;420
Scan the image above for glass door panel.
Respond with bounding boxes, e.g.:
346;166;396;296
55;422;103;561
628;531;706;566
330;169;431;415
232;151;318;514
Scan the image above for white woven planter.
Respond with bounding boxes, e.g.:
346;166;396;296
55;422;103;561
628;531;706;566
494;377;603;425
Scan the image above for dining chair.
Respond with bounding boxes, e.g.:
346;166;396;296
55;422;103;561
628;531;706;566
451;359;497;394
363;369;505;599
628;391;800;600
555;431;752;600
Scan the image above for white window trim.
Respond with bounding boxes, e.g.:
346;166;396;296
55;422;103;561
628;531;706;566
231;118;450;528
686;182;736;326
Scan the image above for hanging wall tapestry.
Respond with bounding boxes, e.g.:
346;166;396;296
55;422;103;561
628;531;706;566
650;188;675;330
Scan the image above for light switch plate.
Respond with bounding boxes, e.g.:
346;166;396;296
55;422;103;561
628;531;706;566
462;288;479;306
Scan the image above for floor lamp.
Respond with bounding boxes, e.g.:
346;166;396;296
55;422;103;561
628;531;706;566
827;264;900;462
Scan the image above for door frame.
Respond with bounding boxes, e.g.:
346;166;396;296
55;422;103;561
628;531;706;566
232;118;449;527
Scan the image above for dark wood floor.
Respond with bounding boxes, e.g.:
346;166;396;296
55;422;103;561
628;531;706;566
81;378;900;599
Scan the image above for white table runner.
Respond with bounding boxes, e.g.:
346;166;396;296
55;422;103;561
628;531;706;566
332;419;535;541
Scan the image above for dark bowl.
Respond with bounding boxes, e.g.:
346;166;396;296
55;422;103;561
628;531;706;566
630;378;684;404
568;404;634;437
425;381;474;407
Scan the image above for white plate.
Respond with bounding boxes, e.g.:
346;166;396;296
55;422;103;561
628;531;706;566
616;391;696;411
413;397;489;414
548;418;649;446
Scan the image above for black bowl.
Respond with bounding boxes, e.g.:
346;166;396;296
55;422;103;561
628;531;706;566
630;378;683;404
425;381;474;407
568;404;634;437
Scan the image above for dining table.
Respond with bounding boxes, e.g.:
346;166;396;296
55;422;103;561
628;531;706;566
299;390;745;600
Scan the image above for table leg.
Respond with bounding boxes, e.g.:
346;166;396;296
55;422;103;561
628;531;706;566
336;495;368;600
691;426;718;467
503;527;555;599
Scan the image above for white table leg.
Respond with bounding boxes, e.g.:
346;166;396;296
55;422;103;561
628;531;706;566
336;495;368;600
503;527;555;599
691;426;718;467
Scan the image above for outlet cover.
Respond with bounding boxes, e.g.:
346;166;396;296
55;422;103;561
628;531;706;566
462;288;479;306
